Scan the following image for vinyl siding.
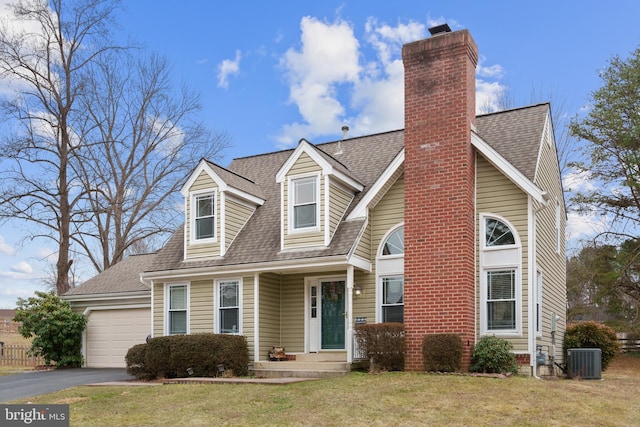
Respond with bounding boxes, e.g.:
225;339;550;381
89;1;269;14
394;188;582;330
476;154;529;352
280;273;306;352
353;221;371;261
328;182;354;239
185;171;220;259
533;119;567;363
283;152;324;249
258;273;281;359
361;174;404;324
240;275;255;362
225;198;255;250
153;282;164;337
190;280;213;333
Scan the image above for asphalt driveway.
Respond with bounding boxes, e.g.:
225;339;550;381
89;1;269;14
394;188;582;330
0;368;133;402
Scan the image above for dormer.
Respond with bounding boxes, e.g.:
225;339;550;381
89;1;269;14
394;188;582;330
276;139;363;250
181;159;264;259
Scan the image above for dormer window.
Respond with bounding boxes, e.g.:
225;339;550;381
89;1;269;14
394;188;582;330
292;176;318;231
193;192;216;241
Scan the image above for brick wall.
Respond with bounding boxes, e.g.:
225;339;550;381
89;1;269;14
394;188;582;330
402;29;478;371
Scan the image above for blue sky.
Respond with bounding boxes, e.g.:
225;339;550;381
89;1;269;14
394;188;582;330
0;0;639;308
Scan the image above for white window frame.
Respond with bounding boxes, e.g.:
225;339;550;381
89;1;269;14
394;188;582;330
288;174;320;233
376;223;405;323
484;268;519;333
190;189;217;244
165;283;189;335
381;275;404;323
479;214;522;336
215;278;242;334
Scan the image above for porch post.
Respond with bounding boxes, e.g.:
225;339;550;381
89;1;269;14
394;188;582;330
346;265;354;363
254;272;260;363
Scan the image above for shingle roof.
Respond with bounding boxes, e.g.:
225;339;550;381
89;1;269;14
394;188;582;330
65;253;157;295
146;104;548;274
476;103;549;181
204;160;265;200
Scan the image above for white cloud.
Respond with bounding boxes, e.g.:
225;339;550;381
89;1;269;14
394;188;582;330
0;236;14;255
276;16;507;146
10;261;32;274
276;16;360;146
563;167;597;193
566;209;609;243
217;50;242;89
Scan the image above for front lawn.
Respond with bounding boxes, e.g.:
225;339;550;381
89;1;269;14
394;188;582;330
12;353;640;426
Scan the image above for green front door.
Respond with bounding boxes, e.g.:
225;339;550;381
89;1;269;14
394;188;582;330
321;280;345;349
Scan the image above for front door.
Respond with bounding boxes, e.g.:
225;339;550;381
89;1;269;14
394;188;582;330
320;280;345;350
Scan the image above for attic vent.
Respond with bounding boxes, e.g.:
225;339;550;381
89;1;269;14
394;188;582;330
428;23;452;36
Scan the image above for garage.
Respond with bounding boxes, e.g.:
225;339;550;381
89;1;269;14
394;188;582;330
85;308;150;368
62;253;157;369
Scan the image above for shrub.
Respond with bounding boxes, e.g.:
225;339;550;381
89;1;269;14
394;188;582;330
564;321;621;371
125;344;151;380
14;291;87;368
471;335;518;374
422;334;463;372
126;333;249;380
355;323;405;372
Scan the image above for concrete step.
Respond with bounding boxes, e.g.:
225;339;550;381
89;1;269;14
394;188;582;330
253;359;350;379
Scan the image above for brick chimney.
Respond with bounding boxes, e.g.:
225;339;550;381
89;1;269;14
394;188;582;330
402;27;478;371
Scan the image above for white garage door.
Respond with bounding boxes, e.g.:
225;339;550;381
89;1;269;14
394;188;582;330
86;308;151;368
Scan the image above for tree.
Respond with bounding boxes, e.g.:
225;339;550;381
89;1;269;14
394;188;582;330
71;51;227;272
0;0;122;295
0;0;228;291
14;291;87;367
569;45;640;242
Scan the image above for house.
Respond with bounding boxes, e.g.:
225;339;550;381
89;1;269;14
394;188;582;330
63;254;155;368
69;25;567;374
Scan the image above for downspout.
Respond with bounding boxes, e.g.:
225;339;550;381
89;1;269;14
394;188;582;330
530;196;548;379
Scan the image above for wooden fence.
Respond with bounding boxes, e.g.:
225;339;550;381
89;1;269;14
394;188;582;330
0;344;44;367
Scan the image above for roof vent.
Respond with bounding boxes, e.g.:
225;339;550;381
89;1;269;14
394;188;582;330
428;23;452;36
341;125;349;140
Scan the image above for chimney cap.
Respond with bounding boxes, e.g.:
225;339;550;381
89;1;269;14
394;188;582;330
428;23;452;36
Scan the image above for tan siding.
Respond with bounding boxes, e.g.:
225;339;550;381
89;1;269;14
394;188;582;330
259;273;281;359
533;123;567;363
355;174;405;325
329;183;353;238
242;275;255;361
225;199;255;250
354;221;371;260
153;283;164;337
280;273;306;352
185;171;220;259
190;280;213;333
371;174;405;252
283;153;324;249
476;154;529;351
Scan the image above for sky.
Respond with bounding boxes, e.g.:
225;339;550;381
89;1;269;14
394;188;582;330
0;0;639;308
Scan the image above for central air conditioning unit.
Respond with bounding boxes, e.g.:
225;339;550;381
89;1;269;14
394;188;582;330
566;348;602;379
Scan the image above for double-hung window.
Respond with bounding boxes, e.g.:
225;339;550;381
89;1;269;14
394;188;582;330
486;270;516;330
217;280;240;334
292;176;318;230
168;284;188;335
382;276;404;323
194;193;215;241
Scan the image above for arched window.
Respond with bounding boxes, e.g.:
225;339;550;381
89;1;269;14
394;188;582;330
485;218;515;247
480;215;521;335
377;225;404;323
382;226;404;256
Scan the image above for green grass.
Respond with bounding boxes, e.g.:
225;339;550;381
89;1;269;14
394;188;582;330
11;353;640;426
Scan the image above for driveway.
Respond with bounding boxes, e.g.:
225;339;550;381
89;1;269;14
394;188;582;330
0;368;133;402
